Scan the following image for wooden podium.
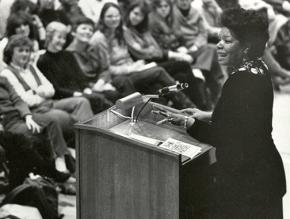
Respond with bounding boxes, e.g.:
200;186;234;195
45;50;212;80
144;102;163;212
74;102;215;219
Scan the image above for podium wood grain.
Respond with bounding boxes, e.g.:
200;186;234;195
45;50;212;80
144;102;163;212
75;103;214;219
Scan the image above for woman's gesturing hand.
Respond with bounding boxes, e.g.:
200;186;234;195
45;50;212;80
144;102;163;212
167;112;195;128
25;115;41;133
181;108;213;122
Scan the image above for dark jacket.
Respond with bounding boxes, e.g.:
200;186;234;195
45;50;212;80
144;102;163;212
37;51;89;99
0;76;31;126
187;59;286;214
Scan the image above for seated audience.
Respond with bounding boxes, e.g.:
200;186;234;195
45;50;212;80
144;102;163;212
124;1;192;63
264;8;290;86
0;11;44;73
150;0;223;106
1;34;93;142
66;17;136;102
57;0;86;28
244;0;290;16
0;136;62;219
194;0;222;43
50;0;87;47
0;131;70;188
36;0;70;27
149;0;187;54
174;0;223;102
89;2;195;109
0;0;15;37
0;75;74;176
240;0;290;87
123;1;209;109
78;0;118;24
37;21;114;113
9;0;46;48
9;0;36;14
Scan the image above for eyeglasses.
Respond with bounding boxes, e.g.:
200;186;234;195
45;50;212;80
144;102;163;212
105;15;121;19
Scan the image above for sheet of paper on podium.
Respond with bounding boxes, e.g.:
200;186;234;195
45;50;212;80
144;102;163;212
129;133;162;146
159;138;202;159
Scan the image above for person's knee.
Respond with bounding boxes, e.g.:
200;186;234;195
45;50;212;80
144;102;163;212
74;97;90;106
155;66;166;74
49;110;70;121
74;97;93;111
156;67;175;84
71;97;93;120
153;66;168;78
44;110;73;128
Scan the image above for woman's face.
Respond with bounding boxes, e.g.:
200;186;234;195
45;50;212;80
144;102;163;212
15;24;30;37
48;31;67;52
129;6;144;26
176;0;192;10
39;0;55;10
103;6;121;30
156;0;170;19
12;46;31;68
217;27;243;67
74;24;93;43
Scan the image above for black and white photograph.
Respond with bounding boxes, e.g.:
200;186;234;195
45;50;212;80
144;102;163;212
0;0;289;218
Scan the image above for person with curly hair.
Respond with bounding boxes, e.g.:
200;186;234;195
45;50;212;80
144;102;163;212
169;8;286;218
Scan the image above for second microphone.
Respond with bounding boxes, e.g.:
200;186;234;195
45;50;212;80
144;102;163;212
158;83;189;96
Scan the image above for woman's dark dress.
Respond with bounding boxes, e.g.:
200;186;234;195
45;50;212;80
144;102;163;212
187;59;286;218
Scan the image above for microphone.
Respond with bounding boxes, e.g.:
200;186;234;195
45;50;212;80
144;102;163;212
158;83;189;96
116;92;143;109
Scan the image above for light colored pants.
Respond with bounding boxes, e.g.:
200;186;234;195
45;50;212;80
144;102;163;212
53;96;93;122
0;204;42;219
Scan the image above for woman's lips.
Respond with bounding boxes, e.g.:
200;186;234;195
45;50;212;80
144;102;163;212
217;52;227;58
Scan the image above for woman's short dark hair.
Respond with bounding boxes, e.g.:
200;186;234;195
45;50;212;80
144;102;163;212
72;17;95;33
5;11;35;39
220;8;269;59
10;0;37;14
124;1;150;33
3;34;33;65
98;2;124;44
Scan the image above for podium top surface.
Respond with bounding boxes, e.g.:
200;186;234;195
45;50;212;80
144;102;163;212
75;102;213;164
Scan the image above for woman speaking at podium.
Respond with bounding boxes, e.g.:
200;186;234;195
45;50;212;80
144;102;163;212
169;8;286;219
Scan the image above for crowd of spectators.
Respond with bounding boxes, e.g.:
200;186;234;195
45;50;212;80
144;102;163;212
0;0;290;218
